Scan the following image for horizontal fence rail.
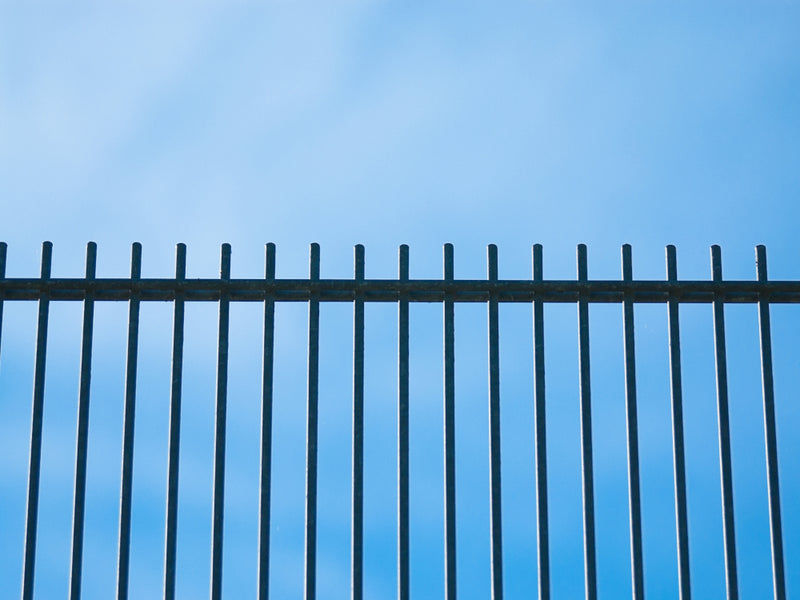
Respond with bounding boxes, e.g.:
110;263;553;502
0;241;792;600
3;279;800;304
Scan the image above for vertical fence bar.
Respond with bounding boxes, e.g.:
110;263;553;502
0;243;6;364
21;241;52;600
532;244;550;600
0;236;4;524
443;243;457;600
352;245;365;600
69;242;97;600
755;245;786;600
621;245;644;600
258;243;276;600
163;244;186;600
117;242;142;600
577;244;597;600
398;245;410;600
666;246;691;600
487;245;504;600
305;243;321;600
711;245;739;600
210;244;232;600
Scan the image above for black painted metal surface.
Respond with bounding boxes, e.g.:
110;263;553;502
2;241;790;600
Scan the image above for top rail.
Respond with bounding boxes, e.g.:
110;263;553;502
3;242;799;303
1;278;800;303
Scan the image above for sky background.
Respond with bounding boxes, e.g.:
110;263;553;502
1;2;799;599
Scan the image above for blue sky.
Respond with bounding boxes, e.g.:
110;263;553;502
1;2;799;599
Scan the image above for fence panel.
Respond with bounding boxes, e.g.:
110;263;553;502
0;241;795;600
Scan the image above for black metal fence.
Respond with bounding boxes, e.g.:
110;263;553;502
0;241;795;600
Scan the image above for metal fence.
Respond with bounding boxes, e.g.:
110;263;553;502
0;241;795;600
